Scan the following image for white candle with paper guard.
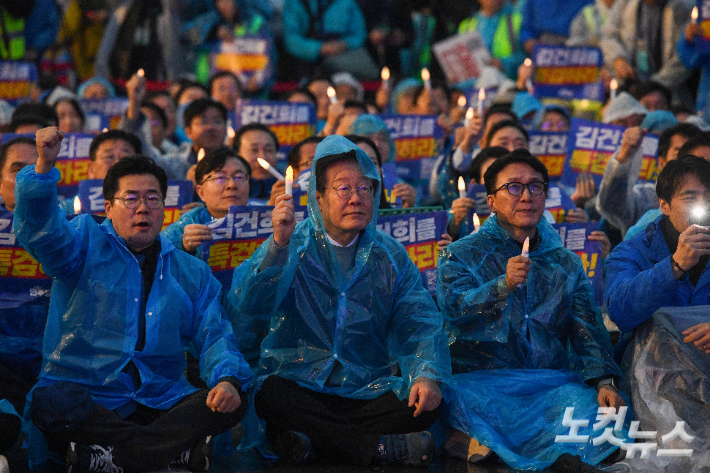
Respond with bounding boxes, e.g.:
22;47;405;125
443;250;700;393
610;79;618;100
327;87;337;104
458;176;467;199
73;196;81;214
285;166;293;196
257;158;285;180
381;67;390;91
421;68;431;91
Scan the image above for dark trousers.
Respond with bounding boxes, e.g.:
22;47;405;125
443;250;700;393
254;376;441;466
33;385;246;472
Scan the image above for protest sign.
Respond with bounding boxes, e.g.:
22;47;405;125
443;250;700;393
232;100;316;166
697;0;710;53
382;163;403;208
432;30;491;84
562;118;658;188
528;130;568;180
210;36;273;91
81;98;130;132
532;45;604;101
0;61;37;103
552;221;603;306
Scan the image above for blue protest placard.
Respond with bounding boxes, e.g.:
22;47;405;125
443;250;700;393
546;183;577;223
77;179;192;229
210;36;274;91
376;210;449;294
232;100;317;166
81;98;130;132
0;62;38;103
381;163;403;208
532;45;604;101
0;210;52;308
528;130;568;180
552;221;603;306
381;114;445;162
562;118;658;189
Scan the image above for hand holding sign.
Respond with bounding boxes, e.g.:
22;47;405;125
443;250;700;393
35;127;64;174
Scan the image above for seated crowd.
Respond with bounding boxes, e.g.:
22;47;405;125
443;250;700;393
2;1;710;473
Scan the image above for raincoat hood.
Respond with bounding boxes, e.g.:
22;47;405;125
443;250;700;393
308;134;381;236
348;114;397;163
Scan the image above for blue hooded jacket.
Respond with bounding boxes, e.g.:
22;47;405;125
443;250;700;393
14;166;252;410
229;135;451;400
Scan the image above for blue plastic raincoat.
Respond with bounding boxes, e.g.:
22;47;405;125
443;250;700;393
437;215;624;470
14;166;253;412
229;135;451;402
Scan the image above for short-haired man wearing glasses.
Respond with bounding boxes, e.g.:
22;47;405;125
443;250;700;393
14;127;252;473
436;149;625;472
230;135;451;467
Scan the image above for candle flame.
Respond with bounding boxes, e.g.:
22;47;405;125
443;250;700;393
421;68;430;82
465;107;474;120
458;176;466;192
524;58;532;67
522;236;530;257
137;69;145;77
610;78;618;90
478;88;486;101
227;126;235;139
692;6;699;20
327;87;336;98
473;213;480;230
197;148;205;162
102;128;109;133
257;157;270;169
381;67;390;81
457;95;466;107
73;196;81;214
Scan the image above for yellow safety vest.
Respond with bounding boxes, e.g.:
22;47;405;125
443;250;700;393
0;10;24;60
458;12;522;59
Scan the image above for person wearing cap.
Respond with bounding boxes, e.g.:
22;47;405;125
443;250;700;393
229;135;450;466
437;149;624;472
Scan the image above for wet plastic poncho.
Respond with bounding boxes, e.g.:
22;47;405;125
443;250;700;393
437;215;624;470
229;135;451;401
161;206;214;255
612;306;710;473
14;166;253;412
348;114;397;163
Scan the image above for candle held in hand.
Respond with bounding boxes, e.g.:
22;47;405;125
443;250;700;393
257;158;286;180
285;166;293;196
458;176;467;199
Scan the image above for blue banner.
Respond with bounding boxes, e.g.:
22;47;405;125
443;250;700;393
528;130;568;180
697;0;710;53
232;100;317;166
532;45;604;101
562;118;658;188
81;98;130;132
209;35;274;91
552;221;603;306
381;162;403;208
0;61;38;103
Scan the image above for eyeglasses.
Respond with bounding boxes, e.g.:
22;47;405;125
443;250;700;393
114;194;164;209
493;181;546;196
332;184;374;200
193;118;226;127
202;173;248;186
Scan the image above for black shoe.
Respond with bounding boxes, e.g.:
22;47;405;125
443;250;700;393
66;442;124;473
273;431;312;464
378;431;436;466
169;435;213;472
550;453;605;473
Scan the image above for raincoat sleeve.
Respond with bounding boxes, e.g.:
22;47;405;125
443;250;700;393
161;207;204;254
192;268;253;391
604;239;683;333
14;167;86;279
566;264;621;380
437;243;512;343
390;250;451;387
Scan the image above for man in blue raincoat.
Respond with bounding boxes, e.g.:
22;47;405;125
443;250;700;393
14;127;252;473
229;135;451;466
437;149;625;472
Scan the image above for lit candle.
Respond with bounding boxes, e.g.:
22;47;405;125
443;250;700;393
73;196;81;214
137;69;145;77
197;148;205;162
464;107;474;127
692;6;699;23
521;236;530;258
227;126;235;140
524;58;533;92
610;78;618;100
457;95;466;109
381;67;390;91
473;213;480;234
327;86;337;104
102;128;109;133
458;176;467;199
257;157;285;180
477;88;485;116
421;68;431;91
285;166;293;196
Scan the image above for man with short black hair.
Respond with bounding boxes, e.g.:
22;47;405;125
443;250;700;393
233;122;280;201
230;135;450;467
0;137;38;210
16;127;251;473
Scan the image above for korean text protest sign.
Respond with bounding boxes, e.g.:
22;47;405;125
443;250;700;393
532;45;603;101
